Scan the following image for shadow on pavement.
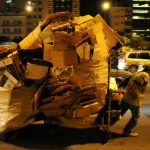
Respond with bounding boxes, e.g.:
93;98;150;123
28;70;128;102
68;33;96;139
0;124;123;149
141;104;150;119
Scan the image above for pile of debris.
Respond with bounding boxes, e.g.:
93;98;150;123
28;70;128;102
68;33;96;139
0;12;123;133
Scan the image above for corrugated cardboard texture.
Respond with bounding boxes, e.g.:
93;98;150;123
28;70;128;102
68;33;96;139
19;25;42;49
43;44;53;63
52;50;78;67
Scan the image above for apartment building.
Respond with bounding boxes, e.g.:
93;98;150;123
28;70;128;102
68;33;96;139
132;0;150;37
109;7;132;37
0;0;80;40
0;13;26;40
47;0;80;20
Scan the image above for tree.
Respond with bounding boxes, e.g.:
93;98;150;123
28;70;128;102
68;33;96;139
129;37;150;50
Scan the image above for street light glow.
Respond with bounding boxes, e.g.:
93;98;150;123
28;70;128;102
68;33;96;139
103;2;110;10
104;3;109;9
26;6;32;11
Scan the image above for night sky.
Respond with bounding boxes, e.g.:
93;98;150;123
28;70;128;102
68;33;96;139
80;0;104;17
80;0;130;17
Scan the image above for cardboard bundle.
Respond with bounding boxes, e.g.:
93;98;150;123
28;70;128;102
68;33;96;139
0;12;123;132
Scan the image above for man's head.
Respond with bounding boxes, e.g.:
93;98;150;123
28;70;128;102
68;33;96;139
143;65;150;75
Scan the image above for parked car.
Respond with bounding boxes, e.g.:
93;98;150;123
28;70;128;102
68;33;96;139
118;50;150;73
111;69;132;85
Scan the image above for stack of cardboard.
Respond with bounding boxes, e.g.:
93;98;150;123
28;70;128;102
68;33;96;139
0;12;123;133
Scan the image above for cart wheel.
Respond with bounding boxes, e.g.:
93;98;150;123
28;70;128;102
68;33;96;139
101;132;111;144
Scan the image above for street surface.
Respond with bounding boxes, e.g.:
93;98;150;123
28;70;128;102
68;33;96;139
0;69;150;150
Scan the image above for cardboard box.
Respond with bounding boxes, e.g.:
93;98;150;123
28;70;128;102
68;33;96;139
72;15;93;25
41;12;72;29
19;25;42;49
53;32;82;51
69;102;102;118
52;50;78;67
38;30;54;43
73;107;91;118
76;42;89;59
90;22;105;35
43;44;53;63
79;20;95;29
42;109;64;117
0;71;18;91
26;63;49;80
85;45;91;60
93;15;119;48
0;45;9;52
39;102;58;111
92;43;109;60
10;42;18;50
76;42;91;60
0;58;21;81
7;51;18;58
18;48;43;60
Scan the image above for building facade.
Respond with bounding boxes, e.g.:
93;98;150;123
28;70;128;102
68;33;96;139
47;0;80;20
0;0;80;40
132;0;150;38
109;7;132;37
0;13;27;41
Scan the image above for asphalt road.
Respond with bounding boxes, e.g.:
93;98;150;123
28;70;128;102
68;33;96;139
0;71;150;150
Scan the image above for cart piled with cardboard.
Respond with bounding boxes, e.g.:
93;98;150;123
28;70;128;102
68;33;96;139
0;12;123;141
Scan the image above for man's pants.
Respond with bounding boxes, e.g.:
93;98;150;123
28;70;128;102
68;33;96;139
121;101;140;133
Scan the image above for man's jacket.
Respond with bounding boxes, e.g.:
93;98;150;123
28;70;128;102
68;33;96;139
122;72;149;106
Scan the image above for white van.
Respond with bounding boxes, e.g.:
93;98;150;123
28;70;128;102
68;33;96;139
118;51;150;73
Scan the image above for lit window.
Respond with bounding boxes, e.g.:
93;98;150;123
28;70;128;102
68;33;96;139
6;0;12;3
133;16;150;19
27;1;32;5
132;30;149;31
133;10;149;13
61;0;65;2
133;3;150;7
133;0;150;1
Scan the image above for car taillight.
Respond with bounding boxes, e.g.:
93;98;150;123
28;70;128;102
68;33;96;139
123;58;126;63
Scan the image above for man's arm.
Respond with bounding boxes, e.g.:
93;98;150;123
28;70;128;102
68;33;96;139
126;80;138;92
